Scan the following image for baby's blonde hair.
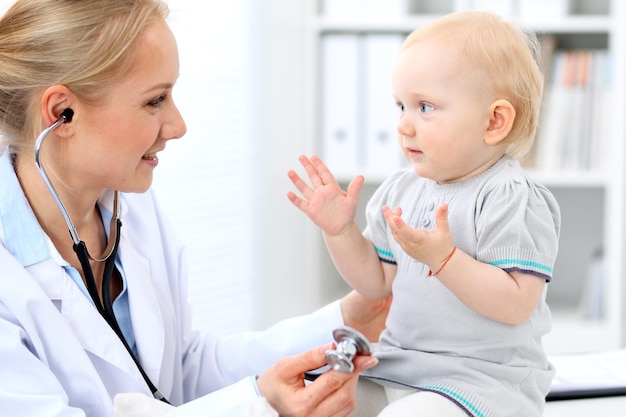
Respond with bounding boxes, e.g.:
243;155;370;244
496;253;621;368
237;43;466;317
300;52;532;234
403;11;544;158
0;0;169;152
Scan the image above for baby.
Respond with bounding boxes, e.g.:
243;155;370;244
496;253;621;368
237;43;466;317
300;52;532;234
288;10;560;417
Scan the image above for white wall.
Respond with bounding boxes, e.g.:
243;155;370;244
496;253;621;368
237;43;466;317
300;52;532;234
249;0;326;327
157;0;319;332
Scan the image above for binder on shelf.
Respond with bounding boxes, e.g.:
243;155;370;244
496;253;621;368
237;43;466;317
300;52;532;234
535;48;611;172
589;50;610;171
320;35;359;176
560;50;587;171
535;49;565;171
363;34;404;178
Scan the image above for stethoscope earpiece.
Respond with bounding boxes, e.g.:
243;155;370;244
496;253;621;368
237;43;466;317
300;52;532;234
60;108;74;123
325;326;373;373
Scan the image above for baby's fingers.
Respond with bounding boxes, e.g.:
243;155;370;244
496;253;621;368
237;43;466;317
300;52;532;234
346;175;365;202
287;169;314;197
382;206;404;232
298;155;328;189
286;190;309;213
309;155;339;188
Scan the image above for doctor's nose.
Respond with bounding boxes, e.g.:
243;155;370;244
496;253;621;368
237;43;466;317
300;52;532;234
164;103;187;141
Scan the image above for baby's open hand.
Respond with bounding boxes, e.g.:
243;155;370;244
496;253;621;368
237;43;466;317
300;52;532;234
287;155;364;236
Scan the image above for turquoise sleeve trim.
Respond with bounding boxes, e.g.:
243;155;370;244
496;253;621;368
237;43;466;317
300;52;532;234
375;246;394;259
422;385;485;417
489;259;552;274
375;246;397;265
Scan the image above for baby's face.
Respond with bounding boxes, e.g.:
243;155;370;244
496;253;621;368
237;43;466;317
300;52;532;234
391;40;505;183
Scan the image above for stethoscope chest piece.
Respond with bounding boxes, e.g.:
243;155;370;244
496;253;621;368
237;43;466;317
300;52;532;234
325;326;372;373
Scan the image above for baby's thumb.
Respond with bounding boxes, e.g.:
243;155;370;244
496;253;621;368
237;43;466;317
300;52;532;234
346;175;364;199
435;204;450;230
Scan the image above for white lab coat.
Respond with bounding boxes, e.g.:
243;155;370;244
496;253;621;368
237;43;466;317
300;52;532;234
0;173;341;416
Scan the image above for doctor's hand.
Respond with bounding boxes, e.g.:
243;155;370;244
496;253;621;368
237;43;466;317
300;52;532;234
341;290;391;342
287;155;364;237
256;343;378;417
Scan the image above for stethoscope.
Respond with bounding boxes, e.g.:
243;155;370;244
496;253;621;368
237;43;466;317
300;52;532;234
305;326;374;383
326;326;372;373
34;108;169;403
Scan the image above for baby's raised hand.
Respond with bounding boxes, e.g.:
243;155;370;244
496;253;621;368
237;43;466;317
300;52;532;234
287;155;363;236
382;203;454;271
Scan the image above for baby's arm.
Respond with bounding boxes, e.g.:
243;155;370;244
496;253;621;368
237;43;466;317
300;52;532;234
384;204;545;325
322;219;395;299
287;155;394;299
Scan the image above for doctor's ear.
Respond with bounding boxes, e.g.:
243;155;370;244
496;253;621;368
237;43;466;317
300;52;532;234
484;99;515;146
41;85;76;134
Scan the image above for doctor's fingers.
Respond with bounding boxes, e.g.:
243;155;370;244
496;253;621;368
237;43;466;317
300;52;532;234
302;373;357;417
257;344;335;415
305;356;379;417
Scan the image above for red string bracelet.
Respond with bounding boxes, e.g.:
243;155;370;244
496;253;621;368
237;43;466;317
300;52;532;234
428;246;457;277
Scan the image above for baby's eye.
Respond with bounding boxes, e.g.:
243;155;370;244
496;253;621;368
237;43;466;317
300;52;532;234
396;102;406;115
420;103;434;113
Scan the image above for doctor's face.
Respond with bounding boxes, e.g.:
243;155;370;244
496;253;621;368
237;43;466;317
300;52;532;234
67;19;187;194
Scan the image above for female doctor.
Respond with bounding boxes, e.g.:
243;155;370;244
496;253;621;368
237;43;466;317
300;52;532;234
0;0;390;416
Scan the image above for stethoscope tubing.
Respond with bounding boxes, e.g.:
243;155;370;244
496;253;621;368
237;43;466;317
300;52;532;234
33;114;169;403
34;113;120;261
34;114;81;244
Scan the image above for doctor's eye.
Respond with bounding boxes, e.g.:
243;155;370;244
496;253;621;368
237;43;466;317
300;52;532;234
147;95;166;107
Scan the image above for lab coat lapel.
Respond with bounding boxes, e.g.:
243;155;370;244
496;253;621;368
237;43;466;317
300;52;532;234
28;258;147;388
121;238;165;387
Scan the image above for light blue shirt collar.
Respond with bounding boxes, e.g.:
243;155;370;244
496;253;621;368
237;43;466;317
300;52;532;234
0;148;137;355
0;149;49;266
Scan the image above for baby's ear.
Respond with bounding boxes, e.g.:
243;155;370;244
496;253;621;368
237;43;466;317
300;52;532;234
484;99;515;145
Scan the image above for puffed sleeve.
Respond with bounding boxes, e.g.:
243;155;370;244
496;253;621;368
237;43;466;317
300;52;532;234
475;176;561;281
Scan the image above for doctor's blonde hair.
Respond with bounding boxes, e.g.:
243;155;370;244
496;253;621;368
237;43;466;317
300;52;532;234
0;0;169;152
402;11;544;159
